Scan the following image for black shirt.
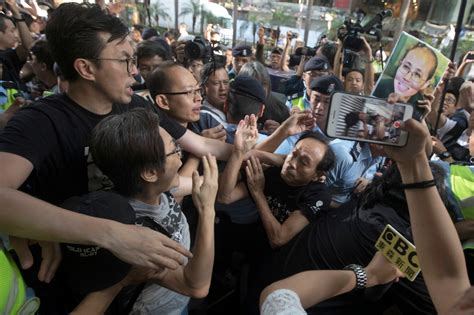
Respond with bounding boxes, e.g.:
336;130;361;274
262;166;331;222
0;93;186;205
0;48;26;91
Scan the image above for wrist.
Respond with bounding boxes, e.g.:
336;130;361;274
364;266;377;288
397;155;434;183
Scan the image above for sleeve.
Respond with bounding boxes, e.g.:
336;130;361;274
362;157;384;180
297;185;332;222
158;110;186;139
284;75;303;97
260;289;306;315
0;106;56;170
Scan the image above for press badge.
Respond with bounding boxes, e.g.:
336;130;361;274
375;224;421;281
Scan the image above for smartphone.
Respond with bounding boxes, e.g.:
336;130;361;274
325;92;414;147
375;224;420;282
466;52;474;61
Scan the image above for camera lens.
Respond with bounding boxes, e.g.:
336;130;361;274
185;41;207;60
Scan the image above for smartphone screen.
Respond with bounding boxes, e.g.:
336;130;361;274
325;92;413;147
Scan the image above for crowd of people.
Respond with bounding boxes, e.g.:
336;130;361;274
0;1;473;315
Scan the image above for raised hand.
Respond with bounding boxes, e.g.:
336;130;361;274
245;156;265;193
234;114;258;153
283;110;315;136
192;154;219;215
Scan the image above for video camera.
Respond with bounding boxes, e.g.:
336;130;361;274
185;36;225;64
295;46;316;57
337;9;392;52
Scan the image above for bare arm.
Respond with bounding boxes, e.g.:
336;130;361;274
333;40;343;81
246;156;309;248
260;252;404;311
178;130;233;161
384;119;471;314
154;155;218;298
279;32;292;72
0;152;192;274
256;27;265;64
361;37;374;95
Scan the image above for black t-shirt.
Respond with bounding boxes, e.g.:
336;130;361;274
262;166;331;223
256;199;435;314
0;93;186;205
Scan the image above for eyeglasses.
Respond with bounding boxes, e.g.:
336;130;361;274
166;139;183;159
161;87;202;99
93;56;137;75
398;62;426;84
444;97;456;105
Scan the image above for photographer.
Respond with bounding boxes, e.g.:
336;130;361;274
334;36;375;96
256;26;291;72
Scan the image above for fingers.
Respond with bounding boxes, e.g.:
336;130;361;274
207;154;218;183
11;237;34;270
192;170;200;196
387;93;401;104
38;242;61;283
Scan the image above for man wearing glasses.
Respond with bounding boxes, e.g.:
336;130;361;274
373;44;438;104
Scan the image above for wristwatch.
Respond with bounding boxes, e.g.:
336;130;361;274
344;264;367;290
438;151;451;160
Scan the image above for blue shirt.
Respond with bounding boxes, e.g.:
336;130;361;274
326;140;384;205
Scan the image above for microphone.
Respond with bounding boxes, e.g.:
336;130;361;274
361;9;393;34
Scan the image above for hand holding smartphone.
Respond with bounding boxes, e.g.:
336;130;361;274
325;92;414;147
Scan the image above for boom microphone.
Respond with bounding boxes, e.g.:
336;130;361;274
361;9;393;34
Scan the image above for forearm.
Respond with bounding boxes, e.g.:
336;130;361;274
182;211;215;296
455;220;474;242
252;191;283;248
397;157;470;313
178;155;200;178
364;60;375;95
217;149;245;203
261;270;356;310
334;46;343;81
255;126;289;152
12;15;33;59
179;131;233;161
280;42;290;72
70;282;123;315
0;187;116;248
256;43;265;64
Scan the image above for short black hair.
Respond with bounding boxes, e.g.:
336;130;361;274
227;91;262;121
343;68;364;79
0;14;13;32
136;40;171;63
45;3;129;81
91;108;166;197
200;62;226;85
296;131;335;172
30;39;55;72
148;61;181;100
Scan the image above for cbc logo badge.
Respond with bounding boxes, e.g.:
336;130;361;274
375;224;421;281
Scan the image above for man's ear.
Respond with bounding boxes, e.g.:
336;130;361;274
258;104;265;118
73;58;96;81
155;94;170;110
141;167;159;183
312;170;326;183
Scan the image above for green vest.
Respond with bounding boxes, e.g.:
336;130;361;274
450;164;474;250
290;96;305;111
0;243;40;314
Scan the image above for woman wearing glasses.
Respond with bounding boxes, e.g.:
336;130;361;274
373;44;438;104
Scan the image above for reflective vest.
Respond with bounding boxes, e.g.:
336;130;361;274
0;243;40;314
450;164;474;250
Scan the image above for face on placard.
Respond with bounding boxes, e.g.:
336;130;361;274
232;56;251;74
92;35;138;105
345;71;364;94
139;55;164;82
310;91;331;131
281;137;326;186
394;47;436;101
156;127;183;192
162;66;203;125
204;68;229;110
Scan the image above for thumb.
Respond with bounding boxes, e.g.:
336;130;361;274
11;238;34;270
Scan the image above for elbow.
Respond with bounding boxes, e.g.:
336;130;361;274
269;236;286;249
187;286;210;299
